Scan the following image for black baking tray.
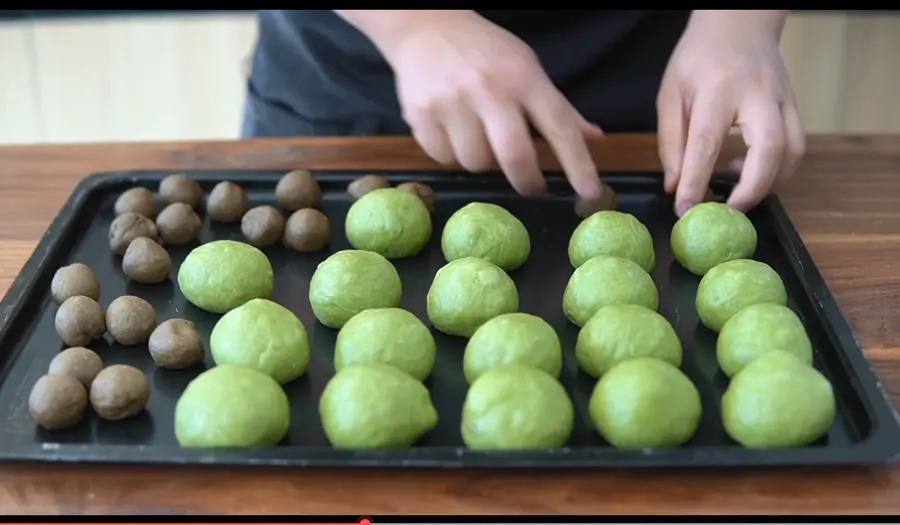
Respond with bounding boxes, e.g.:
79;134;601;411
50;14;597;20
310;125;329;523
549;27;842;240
0;170;898;469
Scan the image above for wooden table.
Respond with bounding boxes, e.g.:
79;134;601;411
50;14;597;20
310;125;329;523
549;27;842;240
0;134;898;515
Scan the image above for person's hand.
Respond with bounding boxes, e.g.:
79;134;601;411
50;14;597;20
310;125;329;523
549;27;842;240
657;10;806;216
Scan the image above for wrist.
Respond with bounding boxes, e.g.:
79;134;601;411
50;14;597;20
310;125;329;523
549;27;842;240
687;10;789;42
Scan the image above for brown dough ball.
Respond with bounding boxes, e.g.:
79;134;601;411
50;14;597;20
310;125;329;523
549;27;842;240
206;181;249;223
148;318;205;369
276;169;322;211
241;206;285;248
396;182;436;212
89;365;150;421
159;173;204;209
574;180;618;219
51;263;100;305
122;237;172;284
105;295;157;346
55;296;106;347
48;347;104;388
347;174;391;201
114;187;157;219
283;208;331;252
29;374;88;430
109;212;158;255
156;202;202;245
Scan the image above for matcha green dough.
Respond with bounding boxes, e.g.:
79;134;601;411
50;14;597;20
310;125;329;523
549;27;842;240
576;304;682;378
568;210;655;273
210;298;311;385
723;350;836;449
463;312;562;384
426;257;519;338
562;255;659;327
178;240;274;314
441;202;531;271
175;364;290;447
589;357;701;449
319;363;438;449
309;250;403;329
696;259;788;333
670;202;758;276
462;364;574;450
717;303;813;377
345;188;432;259
334;307;436;382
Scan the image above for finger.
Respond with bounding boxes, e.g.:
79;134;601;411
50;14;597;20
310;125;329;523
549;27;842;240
656;86;686;194
578;117;606;139
727;100;786;212
411;121;455;166
477;101;545;196
676;94;734;217
441;104;495;173
775;103;806;188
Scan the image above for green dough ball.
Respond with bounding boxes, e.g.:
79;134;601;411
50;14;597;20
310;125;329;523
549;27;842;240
334;307;436;382
345;188;432;259
309;250;403;329
568;210;655;272
562;255;659;327
462;364;574;450
426;257;519;338
696;259;787;333
319;363;438;449
589;357;701;449
175;364;290;447
723;350;836;449
463;313;562;384
178;240;274;314
441;202;531;271
717;303;813;377
210;298;311;385
671;202;758;276
576;304;681;378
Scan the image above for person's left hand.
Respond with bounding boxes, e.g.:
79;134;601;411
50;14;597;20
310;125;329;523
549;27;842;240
656;10;806;217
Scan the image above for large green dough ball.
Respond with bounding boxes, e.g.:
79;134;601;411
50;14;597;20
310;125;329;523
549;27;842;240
334;307;436;382
589;357;701;449
426;257;519;338
576;304;681;378
309;250;403;329
568;210;655;272
210;298;311;385
319;364;438;449
441;202;531;271
178;240;274;314
723;350;836;449
462;364;574;450
562;255;659;327
175;364;290;447
345;188;432;259
463;312;562;384
696;259;787;333
671;202;757;276
717;303;813;377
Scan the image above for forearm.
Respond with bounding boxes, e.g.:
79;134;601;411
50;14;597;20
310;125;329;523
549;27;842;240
334;10;478;60
687;10;789;41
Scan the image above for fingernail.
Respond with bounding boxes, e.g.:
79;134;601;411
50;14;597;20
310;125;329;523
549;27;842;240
663;171;675;193
729;157;745;173
676;200;696;217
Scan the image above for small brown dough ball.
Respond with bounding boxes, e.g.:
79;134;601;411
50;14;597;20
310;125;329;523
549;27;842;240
114;187;157;219
89;365;150;421
148;318;205;369
241;206;285;248
156;202;202;245
283;208;331;252
159;173;204;209
55;296;106;347
105;295;157;346
276;169;322;211
109;212;158;255
29;374;88;430
396;182;436;212
574;180;618;219
206;181;249;223
51;263;100;305
347;174;391;201
122;237;172;284
48;347;104;388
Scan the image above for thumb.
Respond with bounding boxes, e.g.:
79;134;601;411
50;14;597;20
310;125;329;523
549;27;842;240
657;87;686;194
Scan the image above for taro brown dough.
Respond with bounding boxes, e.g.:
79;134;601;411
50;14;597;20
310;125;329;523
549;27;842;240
283;208;331;252
396;182;436;212
114;187;158;219
156;202;202;245
122;237;172;284
148;318;205;369
347;174;391;201
105;295;157;346
206;181;249;223
109;212;159;255
275;169;322;211
241;205;286;248
574;180;618;219
48;347;104;388
28;374;89;430
51;263;100;305
159;173;204;209
55;296;106;347
89;364;150;421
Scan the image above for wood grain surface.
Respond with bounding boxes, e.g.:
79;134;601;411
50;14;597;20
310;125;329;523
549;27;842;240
0;134;899;515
